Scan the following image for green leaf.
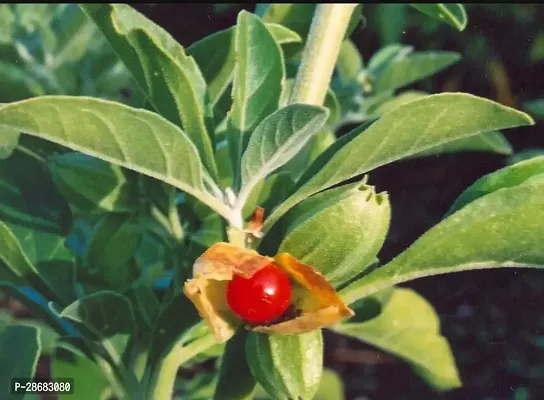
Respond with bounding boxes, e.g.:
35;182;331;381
415;131;513;157
0;325;41;399
372;51;461;93
228;11;284;187
246;331;323;400
0;5;15;44
0;127;19;159
339;176;544;305
0;61;46;102
332;288;461;390
366;44;408;77
336;39;363;83
214;329;256;400
448;156;544;215
410;4;468;31
237;104;329;208
60;291;135;367
85;213;142;288
366;92;513;156
523;98;544;120
52;346;110;400
278;181;390;288
146;293;200;369
262;93;534;232
49;152;140;213
81;4;217;176
50;5;100;68
0;96;231;219
508;148;544;165
188;23;300;108
0;282;70;335
314;369;345;400
0;221;68;305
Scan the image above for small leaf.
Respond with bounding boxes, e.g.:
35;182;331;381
214;329;256;400
246;331;323;400
228;11;284;186
188;23;300;108
52;345;110;400
448;156;544;215
85;213;142;288
340;176;544;304
0;127;19;159
263;93;534;232
366;44;409;77
0;61;46;102
81;4;217;176
373;51;461;93
278;181;390;288
336;39;363;83
238;104;329;207
0;96;231;219
0;325;41;398
332;288;461;390
61;291;134;336
410;3;468;31
49;152;140;213
0;222;67;305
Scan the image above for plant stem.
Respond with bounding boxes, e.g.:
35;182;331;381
146;334;216;400
290;4;358;106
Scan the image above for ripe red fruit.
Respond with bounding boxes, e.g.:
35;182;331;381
226;263;292;324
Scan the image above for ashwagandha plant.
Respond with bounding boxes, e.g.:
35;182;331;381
0;3;542;399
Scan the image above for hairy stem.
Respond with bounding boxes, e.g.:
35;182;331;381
146;334;216;400
290;4;358;105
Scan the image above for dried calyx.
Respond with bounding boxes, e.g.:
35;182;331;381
183;242;354;342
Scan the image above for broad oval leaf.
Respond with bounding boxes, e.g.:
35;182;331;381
0;222;68;305
262;93;534;232
49;152;139;213
0;96;231;219
237;104;328;208
278;181;390;288
410;3;468;31
246;330;323;400
228;10;284;187
0;325;41;396
60;291;135;339
85;213;142;288
448;156;544;215
372;51;461;93
81;4;217;176
339;176;544;305
214;329;256;400
331;288;461;390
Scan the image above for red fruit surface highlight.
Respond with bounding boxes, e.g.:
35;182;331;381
226;263;292;324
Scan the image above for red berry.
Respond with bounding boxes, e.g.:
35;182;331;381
226;263;292;324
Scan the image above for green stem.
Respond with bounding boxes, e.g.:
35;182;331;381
146;334;216;400
16;145;46;164
290;4;358;106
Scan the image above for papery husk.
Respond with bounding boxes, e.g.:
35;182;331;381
183;243;354;342
250;253;354;334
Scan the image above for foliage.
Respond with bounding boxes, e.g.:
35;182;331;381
0;3;542;400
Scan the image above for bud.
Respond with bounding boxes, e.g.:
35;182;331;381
279;178;391;288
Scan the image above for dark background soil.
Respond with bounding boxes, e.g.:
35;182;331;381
128;3;544;400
